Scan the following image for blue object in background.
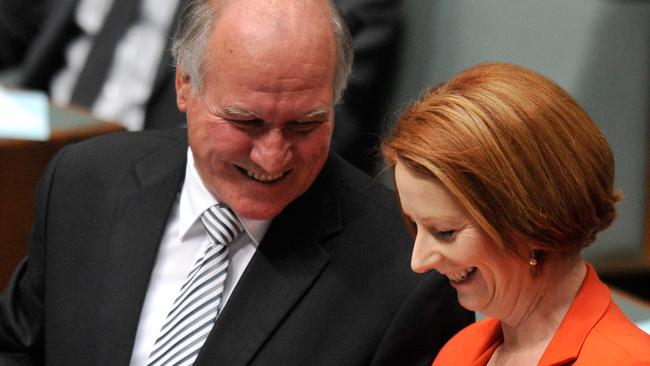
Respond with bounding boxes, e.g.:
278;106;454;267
0;87;49;141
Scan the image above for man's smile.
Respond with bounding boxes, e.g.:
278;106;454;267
235;165;290;184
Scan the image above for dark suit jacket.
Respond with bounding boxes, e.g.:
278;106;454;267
0;0;402;174
0;129;472;365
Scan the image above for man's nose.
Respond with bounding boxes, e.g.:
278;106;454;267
411;236;443;274
250;129;293;173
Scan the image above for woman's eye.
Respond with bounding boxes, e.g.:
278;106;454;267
435;230;455;241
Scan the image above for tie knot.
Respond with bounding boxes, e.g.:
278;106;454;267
200;204;244;245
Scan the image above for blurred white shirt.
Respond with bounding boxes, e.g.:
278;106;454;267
50;0;180;130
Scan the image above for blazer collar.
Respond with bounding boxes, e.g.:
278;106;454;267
538;263;610;365
194;155;344;366
95;135;188;365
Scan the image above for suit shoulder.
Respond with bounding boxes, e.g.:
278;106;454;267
66;128;186;153
317;155;416;273
45;129;186;190
323;154;398;210
580;304;650;362
60;129;187;165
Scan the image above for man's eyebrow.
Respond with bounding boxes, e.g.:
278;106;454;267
303;107;330;120
221;106;330;120
223;106;260;119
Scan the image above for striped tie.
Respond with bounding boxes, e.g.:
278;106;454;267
147;204;243;366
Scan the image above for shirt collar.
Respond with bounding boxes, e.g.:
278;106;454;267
537;262;610;365
179;148;271;245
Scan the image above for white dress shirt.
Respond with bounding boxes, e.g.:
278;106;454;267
129;148;271;366
50;0;180;131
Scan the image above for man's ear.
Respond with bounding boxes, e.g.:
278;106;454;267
176;69;192;112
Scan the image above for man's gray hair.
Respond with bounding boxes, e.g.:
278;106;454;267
171;0;353;103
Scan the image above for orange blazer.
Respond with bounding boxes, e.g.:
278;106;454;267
433;263;650;365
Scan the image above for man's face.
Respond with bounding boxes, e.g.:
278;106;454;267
177;6;336;220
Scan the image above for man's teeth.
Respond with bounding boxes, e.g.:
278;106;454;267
447;267;477;282
246;170;284;182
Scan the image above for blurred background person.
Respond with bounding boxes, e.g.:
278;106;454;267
382;62;650;365
0;0;400;174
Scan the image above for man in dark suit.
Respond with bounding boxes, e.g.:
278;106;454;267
0;0;472;364
0;0;401;174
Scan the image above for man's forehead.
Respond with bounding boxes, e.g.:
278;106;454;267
216;0;330;22
211;0;334;47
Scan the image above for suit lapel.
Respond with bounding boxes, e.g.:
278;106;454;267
95;140;187;365
195;158;343;366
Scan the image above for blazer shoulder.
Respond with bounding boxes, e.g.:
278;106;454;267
323;154;399;210
60;129;187;164
579;303;650;363
44;129;187;192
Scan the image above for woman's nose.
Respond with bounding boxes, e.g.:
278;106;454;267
411;236;443;273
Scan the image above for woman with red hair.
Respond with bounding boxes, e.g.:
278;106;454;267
383;62;650;365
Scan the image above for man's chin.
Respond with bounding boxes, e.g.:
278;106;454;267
231;201;290;221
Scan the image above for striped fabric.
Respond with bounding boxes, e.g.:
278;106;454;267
147;204;243;366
